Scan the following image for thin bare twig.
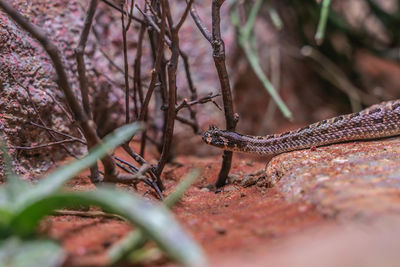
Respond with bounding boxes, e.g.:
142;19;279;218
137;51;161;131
95;43;134;79
176;115;199;133
11;75;78;159
9;139;79;150
133;22;147;155
44;89;86;142
101;0;144;23
155;0;180;185
134;22;146;122
186;0;212;42
175;93;221;113
180;51;198;103
175;0;194;31
53;209;126;221
114;156;139;173
136;3;198;104
188;0;238;187
27;121;86;145
122;144;156;176
76;0;98;119
75;0;100;182
125;0;136;31
144;0;160;20
121;2;132;123
174;0;200;133
137;1;168;159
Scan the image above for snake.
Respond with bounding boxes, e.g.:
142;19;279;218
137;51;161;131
202;100;400;155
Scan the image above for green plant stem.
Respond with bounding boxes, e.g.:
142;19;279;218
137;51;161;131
232;1;292;120
242;42;292;120
243;0;263;36
315;0;331;45
268;7;283;30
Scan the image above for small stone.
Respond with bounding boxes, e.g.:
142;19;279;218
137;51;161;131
240;192;246;197
213;224;226;235
256;176;272;188
227;174;240;184
200;187;210;192
253;168;266;176
224;185;239;192
204;183;216;191
241;174;258;187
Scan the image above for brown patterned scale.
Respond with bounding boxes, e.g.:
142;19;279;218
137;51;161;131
202;100;400;155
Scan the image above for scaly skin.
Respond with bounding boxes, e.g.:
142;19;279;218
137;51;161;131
202;100;400;155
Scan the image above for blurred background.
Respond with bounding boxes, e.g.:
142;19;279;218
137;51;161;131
165;0;400;155
227;0;400;135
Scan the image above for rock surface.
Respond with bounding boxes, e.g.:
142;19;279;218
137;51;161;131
265;137;400;219
0;0;124;178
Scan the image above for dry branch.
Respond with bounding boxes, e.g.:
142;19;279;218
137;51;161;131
188;0;238;187
0;0;144;185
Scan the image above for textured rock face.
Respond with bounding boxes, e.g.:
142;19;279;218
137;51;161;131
265;137;400;219
0;1;123;178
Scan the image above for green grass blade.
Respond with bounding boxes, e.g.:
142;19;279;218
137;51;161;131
15;123;142;209
0;186;14;229
108;169;201;264
242;43;293;120
0;237;65;267
230;1;292;120
268;7;283;30
315;0;331;45
108;231;146;264
0;140;15;179
0;141;31;203
10;187;206;266
243;0;263;37
164;169;200;208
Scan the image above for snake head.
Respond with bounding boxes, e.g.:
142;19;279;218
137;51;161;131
202;125;224;148
202;125;246;151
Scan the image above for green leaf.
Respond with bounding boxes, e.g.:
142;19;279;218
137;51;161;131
0;186;13;232
108;231;146;264
164;169;200;208
230;1;293;120
10;187;206;266
0;187;10;211
0;237;65;267
109;169;201;264
242;43;293;120
268;7;283;30
243;0;262;38
0;141;31;204
315;0;331;45
14;123;142;210
0;195;13;231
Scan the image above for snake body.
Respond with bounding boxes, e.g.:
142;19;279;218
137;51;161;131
202;100;400;155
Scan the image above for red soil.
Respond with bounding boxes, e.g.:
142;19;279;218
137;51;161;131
44;149;329;266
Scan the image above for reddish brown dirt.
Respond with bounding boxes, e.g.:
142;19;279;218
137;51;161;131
43;147;330;266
